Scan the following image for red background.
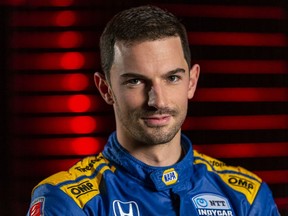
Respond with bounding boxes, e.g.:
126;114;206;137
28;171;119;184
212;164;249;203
0;0;287;215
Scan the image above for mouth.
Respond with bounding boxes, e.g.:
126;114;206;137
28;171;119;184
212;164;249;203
142;114;172;127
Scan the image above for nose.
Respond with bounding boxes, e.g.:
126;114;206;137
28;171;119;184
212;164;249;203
147;84;167;109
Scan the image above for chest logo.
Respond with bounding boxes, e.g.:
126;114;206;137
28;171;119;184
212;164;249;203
162;168;178;186
192;193;234;216
113;200;140;216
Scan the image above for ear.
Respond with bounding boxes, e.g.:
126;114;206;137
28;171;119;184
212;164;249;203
188;64;200;99
94;72;114;105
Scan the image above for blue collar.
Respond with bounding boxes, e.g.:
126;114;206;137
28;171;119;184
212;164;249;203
102;132;194;191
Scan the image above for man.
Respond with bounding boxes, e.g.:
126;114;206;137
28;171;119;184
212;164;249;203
27;5;279;216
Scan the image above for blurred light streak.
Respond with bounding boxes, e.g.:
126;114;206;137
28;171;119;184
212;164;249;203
68;94;91;112
14;116;114;134
58;31;83;48
11;52;95;70
51;0;74;7
60;52;85;69
13;74;90;92
183;115;288;130
254;170;288;184
194;143;288;158
188;32;287;47
158;4;286;19
12;95;110;113
14;137;106;156
13;159;81;176
54;10;76;26
193;88;288;102
198;60;287;74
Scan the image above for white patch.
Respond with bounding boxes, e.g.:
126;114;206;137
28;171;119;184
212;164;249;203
192;193;234;216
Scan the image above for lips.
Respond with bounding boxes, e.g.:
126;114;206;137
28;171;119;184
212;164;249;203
142;115;171;127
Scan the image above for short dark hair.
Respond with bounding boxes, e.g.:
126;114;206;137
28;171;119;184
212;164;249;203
100;5;191;81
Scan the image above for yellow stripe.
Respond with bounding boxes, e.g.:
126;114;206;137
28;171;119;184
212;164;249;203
60;178;100;208
60;165;112;208
194;150;262;204
32;153;117;209
34;153;108;189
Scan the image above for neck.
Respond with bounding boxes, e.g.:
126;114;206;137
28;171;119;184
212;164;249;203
117;132;183;167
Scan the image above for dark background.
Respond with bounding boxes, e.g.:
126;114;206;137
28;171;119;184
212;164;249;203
1;0;288;215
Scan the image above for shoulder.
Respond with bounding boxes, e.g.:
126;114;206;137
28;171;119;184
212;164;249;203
32;153;115;209
193;150;262;205
35;153;111;187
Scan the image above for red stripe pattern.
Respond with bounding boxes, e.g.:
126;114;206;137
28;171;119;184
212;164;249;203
5;0;288;215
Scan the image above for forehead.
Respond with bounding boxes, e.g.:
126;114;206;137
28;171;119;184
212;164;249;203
112;37;187;75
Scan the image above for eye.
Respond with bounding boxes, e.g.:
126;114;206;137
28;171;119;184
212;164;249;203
167;75;181;83
125;78;142;86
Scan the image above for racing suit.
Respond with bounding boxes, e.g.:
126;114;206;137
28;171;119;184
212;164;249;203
27;132;280;215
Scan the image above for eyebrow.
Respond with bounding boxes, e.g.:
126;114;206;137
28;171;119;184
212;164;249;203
165;68;186;76
120;68;186;79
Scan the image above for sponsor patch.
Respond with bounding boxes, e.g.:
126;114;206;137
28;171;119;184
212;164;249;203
192;193;234;216
61;178;99;208
113;200;140;216
74;159;98;173
162;168;178;186
219;173;261;204
228;175;254;193
29;197;45;216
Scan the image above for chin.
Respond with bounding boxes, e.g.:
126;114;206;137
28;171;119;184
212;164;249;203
137;128;180;145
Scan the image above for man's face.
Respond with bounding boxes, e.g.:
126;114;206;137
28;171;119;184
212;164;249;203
108;37;199;146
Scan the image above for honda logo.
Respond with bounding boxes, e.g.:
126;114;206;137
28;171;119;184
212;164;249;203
113;200;140;216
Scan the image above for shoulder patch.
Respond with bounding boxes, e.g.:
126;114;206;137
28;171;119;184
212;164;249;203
34;153;115;208
60;176;100;208
29;197;45;216
193;150;262;204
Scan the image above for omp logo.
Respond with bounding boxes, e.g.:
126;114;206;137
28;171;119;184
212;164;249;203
162;168;178;186
228;175;254;193
67;180;98;198
192;194;234;216
113;200;140;216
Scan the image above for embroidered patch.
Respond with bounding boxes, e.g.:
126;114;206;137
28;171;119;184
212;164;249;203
29;197;45;216
113;200;140;216
192;193;234;216
162;168;178;186
218;173;261;204
60;178;99;208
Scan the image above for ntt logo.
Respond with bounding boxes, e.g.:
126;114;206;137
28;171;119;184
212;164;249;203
192;193;234;216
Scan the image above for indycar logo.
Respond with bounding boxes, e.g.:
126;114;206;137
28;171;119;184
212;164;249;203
113;200;140;216
192;193;234;216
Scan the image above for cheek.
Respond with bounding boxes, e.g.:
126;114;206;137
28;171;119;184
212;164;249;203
115;90;145;111
173;87;190;111
171;85;190;101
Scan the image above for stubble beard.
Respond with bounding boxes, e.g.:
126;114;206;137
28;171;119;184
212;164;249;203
114;99;186;146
